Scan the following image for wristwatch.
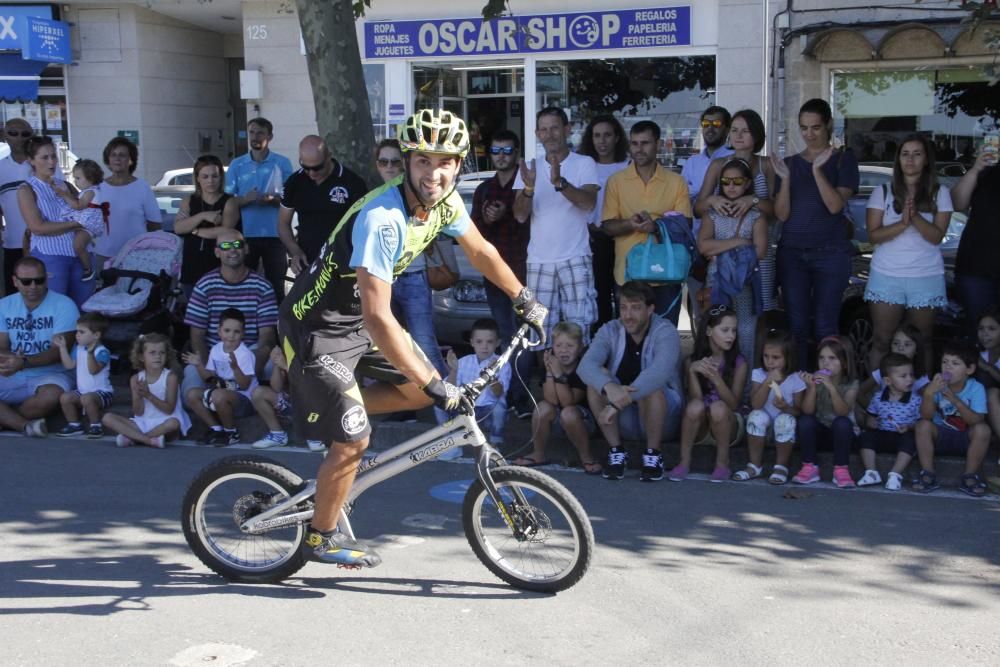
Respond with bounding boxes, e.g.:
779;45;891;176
554;177;569;192
751;196;760;207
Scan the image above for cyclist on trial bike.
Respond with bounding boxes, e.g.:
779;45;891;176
279;109;548;567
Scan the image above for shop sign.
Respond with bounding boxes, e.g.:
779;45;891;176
117;129;139;146
364;6;691;58
20;17;71;64
0;5;53;49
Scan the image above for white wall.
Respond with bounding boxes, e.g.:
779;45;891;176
240;1;316;162
66;4;229;182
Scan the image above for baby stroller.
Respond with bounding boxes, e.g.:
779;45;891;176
81;231;183;367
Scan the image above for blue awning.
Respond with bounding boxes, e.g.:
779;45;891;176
0;55;48;102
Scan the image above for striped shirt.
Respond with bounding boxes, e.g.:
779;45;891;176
26;175;75;256
184;268;278;347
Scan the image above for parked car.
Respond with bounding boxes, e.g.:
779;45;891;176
155;166;227;187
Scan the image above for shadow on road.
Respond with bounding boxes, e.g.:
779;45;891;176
582;480;1000;608
0;555;325;616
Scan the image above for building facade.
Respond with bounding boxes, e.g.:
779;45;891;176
1;1;996;182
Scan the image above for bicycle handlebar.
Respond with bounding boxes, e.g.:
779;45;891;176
459;323;535;407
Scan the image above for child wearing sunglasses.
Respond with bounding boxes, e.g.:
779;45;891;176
696;158;768;368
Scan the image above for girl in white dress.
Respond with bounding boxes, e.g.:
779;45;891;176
102;333;191;448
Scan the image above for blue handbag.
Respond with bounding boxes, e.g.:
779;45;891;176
624;218;691;283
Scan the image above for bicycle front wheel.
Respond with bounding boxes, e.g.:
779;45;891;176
462;466;594;593
181;456;309;583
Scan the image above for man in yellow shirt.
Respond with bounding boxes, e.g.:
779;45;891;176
601;121;692;324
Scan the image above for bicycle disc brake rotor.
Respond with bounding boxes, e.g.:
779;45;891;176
510;503;552;542
231;491;280;527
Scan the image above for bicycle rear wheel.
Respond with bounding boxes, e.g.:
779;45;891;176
462;466;594;593
181;456;309;583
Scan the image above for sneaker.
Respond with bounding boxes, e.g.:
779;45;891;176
200;428;224;446
639;451;664;482
304;530;382;567
667;463;689;482
792;462;820;485
857;469;882;487
216;429;240;447
86;424;104;439
81;269;96;282
832;465;856;488
252;431;289;449
24;419;47;438
885;471;903;491
56;423;84;437
710;465;731;483
306;440;326;452
602;448;628;480
115;434;135;448
148;435;165;449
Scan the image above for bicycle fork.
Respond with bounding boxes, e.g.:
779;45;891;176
473;446;545;541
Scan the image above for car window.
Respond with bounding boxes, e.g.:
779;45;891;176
170;173;194;186
859;171;891;190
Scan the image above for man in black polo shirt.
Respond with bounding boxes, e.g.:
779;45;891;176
278;135;367;275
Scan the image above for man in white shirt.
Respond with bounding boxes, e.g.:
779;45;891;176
512;107;599;345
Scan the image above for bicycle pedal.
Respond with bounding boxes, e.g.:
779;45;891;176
336;563;363;570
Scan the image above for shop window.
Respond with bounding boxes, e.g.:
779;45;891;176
833;67;998;170
535;56;716;169
363;63;387;140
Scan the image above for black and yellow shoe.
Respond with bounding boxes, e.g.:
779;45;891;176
304;530;382;568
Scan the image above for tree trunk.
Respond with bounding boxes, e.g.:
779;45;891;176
295;0;379;185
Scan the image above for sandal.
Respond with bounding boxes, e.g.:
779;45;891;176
510;456;552;468
911;469;940;493
732;462;762;482
958;473;987;498
581;460;603;475
768;465;789;485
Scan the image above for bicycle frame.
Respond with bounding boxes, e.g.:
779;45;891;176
239;326;537;539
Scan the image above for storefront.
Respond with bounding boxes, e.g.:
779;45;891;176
0;4;71;147
359;2;733;166
778;15;999;168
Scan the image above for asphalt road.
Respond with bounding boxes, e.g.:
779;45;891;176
2;435;998;666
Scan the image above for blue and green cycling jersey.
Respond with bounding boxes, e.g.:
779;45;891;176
280;175;470;340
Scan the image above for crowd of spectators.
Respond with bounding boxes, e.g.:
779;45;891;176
0;102;997;496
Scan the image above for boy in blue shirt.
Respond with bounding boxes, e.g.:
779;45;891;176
913;341;991;496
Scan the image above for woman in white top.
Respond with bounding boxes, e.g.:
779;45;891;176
15;135;92;306
96;137;162;267
578;115;629;327
864;133;953;374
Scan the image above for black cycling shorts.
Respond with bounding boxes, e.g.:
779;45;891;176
286;328;431;445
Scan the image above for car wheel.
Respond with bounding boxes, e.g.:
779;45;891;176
845;303;873;379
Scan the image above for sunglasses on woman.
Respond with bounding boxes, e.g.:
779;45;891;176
490;146;515;155
709;305;730;316
6;130;32;138
720;177;748;186
376;158;402;167
216;240;245;250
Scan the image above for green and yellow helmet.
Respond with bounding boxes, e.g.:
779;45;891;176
398;109;470;158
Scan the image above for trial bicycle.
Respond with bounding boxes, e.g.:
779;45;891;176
181;325;595;593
